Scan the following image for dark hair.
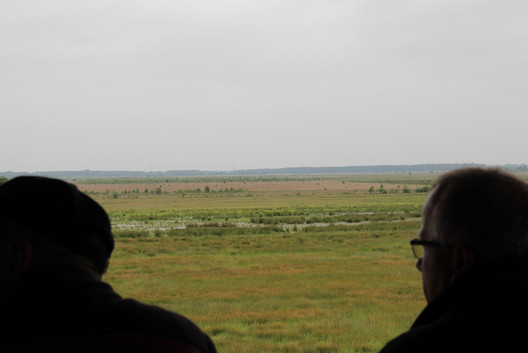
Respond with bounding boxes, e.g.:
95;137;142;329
0;176;114;273
430;168;528;260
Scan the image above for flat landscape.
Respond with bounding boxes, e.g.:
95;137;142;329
75;174;435;352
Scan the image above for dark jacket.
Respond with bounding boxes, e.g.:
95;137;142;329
0;266;217;353
379;257;528;353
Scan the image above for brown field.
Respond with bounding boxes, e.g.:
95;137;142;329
76;180;421;194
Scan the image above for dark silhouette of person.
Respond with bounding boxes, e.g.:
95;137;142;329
0;176;217;353
379;168;528;353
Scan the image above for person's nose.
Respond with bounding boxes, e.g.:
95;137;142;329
416;257;423;272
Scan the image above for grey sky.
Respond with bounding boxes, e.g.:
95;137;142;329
1;0;527;172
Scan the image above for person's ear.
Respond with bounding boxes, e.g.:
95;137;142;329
449;244;475;282
6;238;33;279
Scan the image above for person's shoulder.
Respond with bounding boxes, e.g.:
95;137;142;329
378;326;431;353
94;297;217;353
111;298;202;330
378;302;467;353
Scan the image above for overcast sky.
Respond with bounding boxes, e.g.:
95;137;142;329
1;0;527;172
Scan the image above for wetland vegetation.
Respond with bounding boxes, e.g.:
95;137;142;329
78;173;438;352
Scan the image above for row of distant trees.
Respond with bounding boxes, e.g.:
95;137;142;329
368;184;430;194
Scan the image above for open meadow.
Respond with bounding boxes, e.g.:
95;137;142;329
75;174;435;352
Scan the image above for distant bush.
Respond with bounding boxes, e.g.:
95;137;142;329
114;230;149;238
167;226;284;237
250;216;306;225
415;186;430;193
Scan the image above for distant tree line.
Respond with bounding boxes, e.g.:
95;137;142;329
0;163;494;180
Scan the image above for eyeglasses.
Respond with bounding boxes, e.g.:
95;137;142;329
410;238;455;259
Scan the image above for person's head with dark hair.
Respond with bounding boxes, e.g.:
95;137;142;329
380;168;528;353
0;176;114;286
0;176;217;353
416;168;528;303
430;168;528;260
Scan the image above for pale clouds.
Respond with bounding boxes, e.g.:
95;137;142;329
1;0;527;171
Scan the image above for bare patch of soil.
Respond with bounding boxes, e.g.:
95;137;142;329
76;180;417;194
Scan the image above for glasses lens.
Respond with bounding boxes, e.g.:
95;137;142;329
412;243;423;259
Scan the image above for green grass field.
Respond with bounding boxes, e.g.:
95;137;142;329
89;176;431;352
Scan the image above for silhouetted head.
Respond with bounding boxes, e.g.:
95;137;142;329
0;176;114;280
415;168;528;302
429;168;528;259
